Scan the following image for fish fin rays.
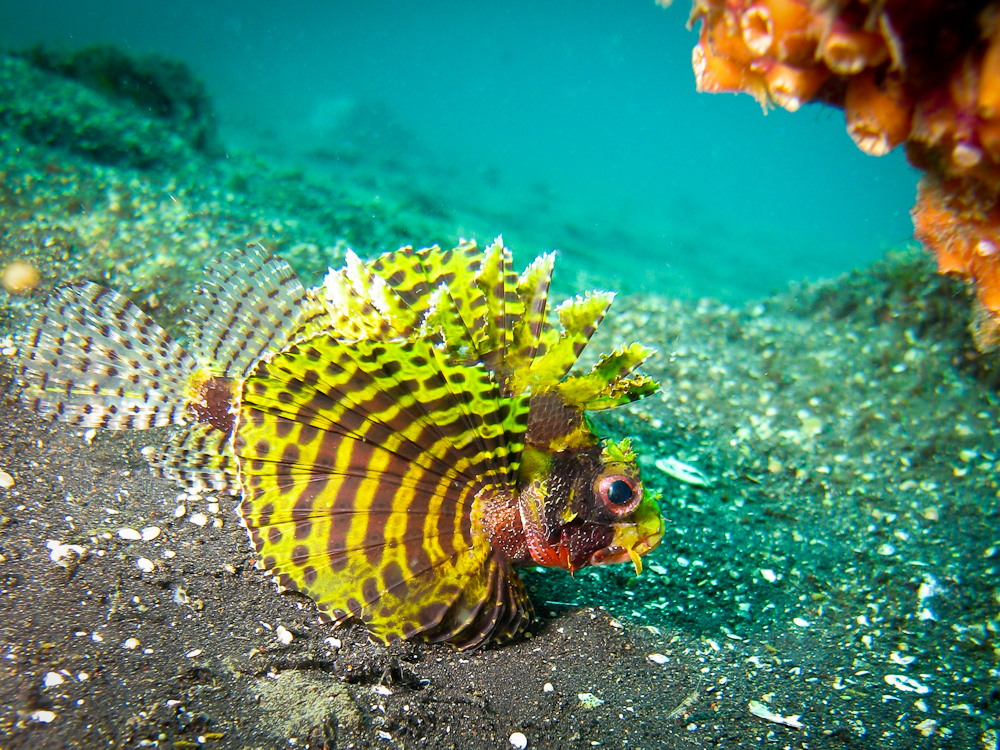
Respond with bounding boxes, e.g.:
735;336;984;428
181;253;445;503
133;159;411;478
16;281;198;430
237;334;531;646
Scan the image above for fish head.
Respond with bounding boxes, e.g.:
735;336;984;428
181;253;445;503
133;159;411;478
519;436;663;575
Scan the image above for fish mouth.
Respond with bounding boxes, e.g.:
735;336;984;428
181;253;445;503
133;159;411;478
588;527;664;574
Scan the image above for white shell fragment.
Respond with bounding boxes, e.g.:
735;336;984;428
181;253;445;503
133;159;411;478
123;638;140;650
186;649;202;658
43;672;64;688
141;526;161;541
748;700;804;729
577;692;605;709
47;540;85;563
647;653;669;665
275;625;294;645
884;674;931;694
654;457;713;487
31;710;56;723
509;731;528;749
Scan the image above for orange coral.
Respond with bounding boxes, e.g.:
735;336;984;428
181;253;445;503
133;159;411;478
677;0;1000;349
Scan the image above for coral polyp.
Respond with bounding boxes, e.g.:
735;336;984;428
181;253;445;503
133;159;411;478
675;0;1000;348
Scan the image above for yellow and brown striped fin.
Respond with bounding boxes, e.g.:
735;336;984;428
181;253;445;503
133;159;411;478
236;334;532;647
322;249;416;340
16;282;198;429
368;241;489;355
508;252;555;368
474;236;523;363
188;244;329;379
509;290;614;394
557;343;660;409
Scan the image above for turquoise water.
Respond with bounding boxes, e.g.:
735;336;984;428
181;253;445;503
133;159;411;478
1;0;919;300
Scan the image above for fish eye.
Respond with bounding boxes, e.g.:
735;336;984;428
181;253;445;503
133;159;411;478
596;474;641;516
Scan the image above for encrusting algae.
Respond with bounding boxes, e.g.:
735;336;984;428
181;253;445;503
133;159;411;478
14;238;663;649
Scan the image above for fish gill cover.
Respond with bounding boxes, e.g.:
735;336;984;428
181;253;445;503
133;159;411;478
14;237;663;649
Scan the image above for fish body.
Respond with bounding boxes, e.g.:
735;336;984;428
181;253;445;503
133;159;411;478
16;237;663;648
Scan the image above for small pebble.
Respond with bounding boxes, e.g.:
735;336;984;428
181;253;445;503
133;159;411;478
647;653;669;665
136;557;155;573
189;513;208;527
275;625;293;645
543;682;554;692
793;617;810;628
509;731;528;749
141;526;161;541
117;528;142;541
876;543;896;556
1;260;41;294
186;649;203;658
43;672;64;688
760;568;777;583
123;638;140;650
31;710;56;723
0;470;13;489
578;692;605;709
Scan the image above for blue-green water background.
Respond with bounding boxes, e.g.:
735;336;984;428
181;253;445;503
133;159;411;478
0;0;919;301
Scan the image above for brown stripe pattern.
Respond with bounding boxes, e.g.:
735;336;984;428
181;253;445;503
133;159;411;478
236;334;532;646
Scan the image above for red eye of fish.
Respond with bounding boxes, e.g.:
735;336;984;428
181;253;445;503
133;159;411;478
596;474;642;516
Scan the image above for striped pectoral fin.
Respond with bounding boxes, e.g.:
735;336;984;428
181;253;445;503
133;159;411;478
17;281;198;429
236;333;533;645
236;421;502;644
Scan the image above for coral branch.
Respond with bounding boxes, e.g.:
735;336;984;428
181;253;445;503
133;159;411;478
676;0;1000;350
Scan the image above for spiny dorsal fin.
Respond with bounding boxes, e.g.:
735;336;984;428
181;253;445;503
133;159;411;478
557;343;659;409
509;252;555;368
323;249;415;340
508;290;614;395
474;236;522;363
16;282;198;429
365;241;490;356
236;334;531;647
